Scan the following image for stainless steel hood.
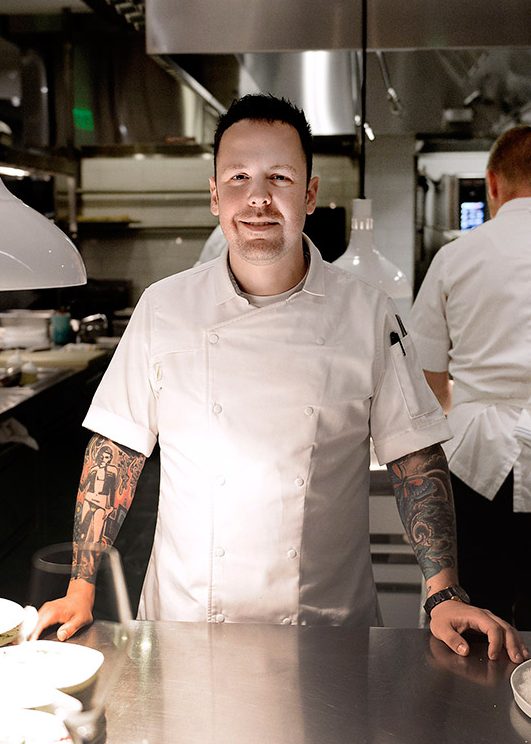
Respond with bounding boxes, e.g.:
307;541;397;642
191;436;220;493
145;0;531;138
146;0;531;54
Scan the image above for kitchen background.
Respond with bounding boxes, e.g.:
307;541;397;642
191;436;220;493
0;0;530;626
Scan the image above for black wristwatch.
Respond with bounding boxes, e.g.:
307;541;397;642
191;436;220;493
423;585;470;617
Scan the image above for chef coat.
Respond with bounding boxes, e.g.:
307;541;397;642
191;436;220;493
409;198;531;509
83;239;450;626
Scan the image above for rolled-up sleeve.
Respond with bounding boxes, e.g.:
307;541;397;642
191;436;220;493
82;288;158;457
370;298;452;465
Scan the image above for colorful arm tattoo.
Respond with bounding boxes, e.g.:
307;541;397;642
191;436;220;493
72;433;146;583
386;443;457;581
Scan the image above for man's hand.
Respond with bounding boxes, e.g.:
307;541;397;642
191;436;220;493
429;600;529;663
31;579;95;642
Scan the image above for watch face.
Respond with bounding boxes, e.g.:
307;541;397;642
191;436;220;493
453;586;470;604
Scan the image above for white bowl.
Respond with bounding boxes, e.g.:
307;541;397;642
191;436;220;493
0;598;24;647
511;658;531;718
0;640;104;695
0;708;70;744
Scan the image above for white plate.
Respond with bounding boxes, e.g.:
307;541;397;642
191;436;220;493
0;598;24;647
0;708;71;744
0;676;82;715
0;641;104;695
511;658;531;718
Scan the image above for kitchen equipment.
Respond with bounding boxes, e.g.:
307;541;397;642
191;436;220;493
0;310;51;349
50;310;72;346
78;313;108;344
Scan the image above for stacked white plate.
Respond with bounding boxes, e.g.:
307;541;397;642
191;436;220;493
0;598;24;647
0;599;104;743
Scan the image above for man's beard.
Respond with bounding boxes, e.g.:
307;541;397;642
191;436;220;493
230;208;286;264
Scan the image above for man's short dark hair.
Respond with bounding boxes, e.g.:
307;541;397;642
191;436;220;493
487;125;531;188
213;94;313;184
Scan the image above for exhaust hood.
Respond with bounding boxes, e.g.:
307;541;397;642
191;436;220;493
145;0;531;139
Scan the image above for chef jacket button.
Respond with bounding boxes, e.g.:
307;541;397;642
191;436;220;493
304;406;314;416
209;333;219;344
215;547;225;557
281;617;292;625
287;548;297;559
294;477;304;487
212;402;223;415
217;475;226;486
316;336;325;345
216;613;225;623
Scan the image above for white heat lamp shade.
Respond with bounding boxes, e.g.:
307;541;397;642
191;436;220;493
334;198;411;301
0;177;86;290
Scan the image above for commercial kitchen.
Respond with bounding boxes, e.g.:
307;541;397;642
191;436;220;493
0;1;530;742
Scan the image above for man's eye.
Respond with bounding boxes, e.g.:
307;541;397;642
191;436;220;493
231;174;248;181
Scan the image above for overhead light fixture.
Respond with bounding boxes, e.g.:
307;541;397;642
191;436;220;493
0;177;87;291
334;0;412;316
0;165;30;178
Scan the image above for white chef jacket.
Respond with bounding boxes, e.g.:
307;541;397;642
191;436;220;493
83;239;450;626
409;198;531;509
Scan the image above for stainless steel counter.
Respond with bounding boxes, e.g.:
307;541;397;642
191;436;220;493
74;622;531;744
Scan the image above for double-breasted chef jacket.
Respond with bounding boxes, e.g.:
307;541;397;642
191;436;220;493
83;239;450;627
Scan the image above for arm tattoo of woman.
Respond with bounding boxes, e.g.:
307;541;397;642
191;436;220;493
386;443;457;580
72;434;146;583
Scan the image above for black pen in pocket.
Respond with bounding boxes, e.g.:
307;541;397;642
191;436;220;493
390;331;406;356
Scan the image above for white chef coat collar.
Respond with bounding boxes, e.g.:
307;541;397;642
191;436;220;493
212;234;326;306
497;197;531;217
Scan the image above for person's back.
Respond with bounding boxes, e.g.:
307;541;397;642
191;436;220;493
423;198;531;399
410;125;531;626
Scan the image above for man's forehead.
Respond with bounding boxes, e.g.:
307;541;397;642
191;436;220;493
216;119;305;162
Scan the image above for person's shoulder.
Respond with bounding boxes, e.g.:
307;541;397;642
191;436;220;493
438;219;494;258
146;258;219;295
323;260;397;310
324;259;386;294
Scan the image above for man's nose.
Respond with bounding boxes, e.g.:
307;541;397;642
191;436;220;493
248;181;272;207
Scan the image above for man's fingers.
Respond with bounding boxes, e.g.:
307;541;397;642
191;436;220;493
57;623;76;642
30;598;92;642
430;602;530;663
482;610;529;663
430;623;470;656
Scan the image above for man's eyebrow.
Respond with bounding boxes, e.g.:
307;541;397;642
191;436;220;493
220;163;298;174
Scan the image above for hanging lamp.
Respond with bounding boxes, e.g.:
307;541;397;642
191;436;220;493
334;0;412;315
0;176;86;291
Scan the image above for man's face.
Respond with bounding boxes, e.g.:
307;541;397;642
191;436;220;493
209;119;318;265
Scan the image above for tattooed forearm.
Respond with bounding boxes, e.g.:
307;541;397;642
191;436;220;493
386;443;457;581
71;434;146;583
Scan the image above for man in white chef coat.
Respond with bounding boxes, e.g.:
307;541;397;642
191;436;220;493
34;96;527;662
409;125;531;628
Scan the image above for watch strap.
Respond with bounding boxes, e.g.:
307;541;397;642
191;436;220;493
423;585;470;617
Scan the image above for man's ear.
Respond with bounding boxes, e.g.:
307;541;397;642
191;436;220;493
209;176;219;216
486;169;498;202
305;176;319;215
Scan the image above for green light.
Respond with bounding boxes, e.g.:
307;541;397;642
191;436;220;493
73;106;95;132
